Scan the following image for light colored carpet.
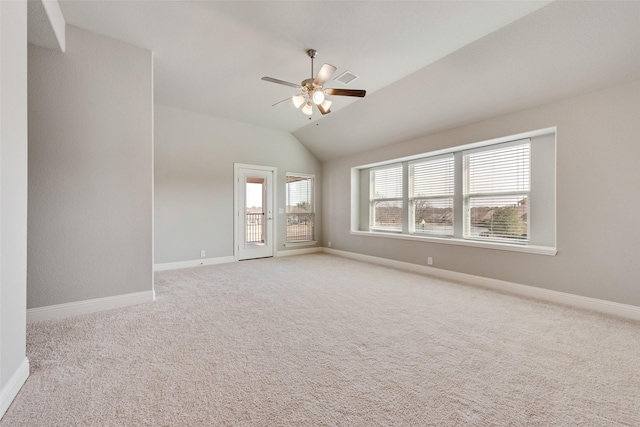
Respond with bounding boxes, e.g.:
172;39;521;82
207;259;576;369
2;253;640;426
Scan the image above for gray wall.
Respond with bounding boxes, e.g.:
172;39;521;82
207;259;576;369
0;0;28;408
27;25;153;309
154;104;321;264
323;80;640;307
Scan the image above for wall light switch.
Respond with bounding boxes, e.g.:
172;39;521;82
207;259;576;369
279;208;284;214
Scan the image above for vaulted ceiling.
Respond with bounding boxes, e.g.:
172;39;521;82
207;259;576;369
54;1;640;160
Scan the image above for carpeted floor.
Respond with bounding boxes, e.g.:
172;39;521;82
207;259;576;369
2;253;640;426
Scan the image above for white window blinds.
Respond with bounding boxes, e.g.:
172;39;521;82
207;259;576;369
409;155;454;236
463;140;530;242
370;164;403;231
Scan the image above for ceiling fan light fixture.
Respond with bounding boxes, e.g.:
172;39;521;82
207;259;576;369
301;102;313;116
292;94;305;109
311;89;325;105
262;49;367;117
318;99;332;114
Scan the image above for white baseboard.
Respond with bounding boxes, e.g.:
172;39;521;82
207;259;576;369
323;248;640;322
27;290;155;324
277;247;323;257
154;256;236;272
0;358;29;419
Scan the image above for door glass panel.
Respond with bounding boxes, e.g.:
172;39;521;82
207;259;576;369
236;166;273;261
245;178;265;246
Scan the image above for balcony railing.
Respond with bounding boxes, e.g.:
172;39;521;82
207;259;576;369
246;213;264;243
286;212;314;242
245;212;314;244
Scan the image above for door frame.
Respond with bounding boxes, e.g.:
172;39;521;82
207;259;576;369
234;163;277;261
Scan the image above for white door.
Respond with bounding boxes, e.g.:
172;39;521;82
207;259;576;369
235;165;275;260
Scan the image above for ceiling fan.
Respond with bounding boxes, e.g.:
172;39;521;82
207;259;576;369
261;49;366;116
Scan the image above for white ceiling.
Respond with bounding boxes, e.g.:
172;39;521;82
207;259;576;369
55;1;640;161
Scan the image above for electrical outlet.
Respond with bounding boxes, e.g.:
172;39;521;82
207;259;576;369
200;250;206;258
328;241;332;248
427;257;433;265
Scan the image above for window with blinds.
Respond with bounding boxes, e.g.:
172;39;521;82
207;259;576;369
286;174;314;242
358;131;556;251
463;141;530;243
370;164;403;231
409;155;454;236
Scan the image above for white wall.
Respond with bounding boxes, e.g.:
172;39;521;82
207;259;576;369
323;80;640;307
0;0;29;418
154;104;321;265
27;25;154;309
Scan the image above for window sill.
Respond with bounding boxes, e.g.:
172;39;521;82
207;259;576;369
350;230;557;256
284;241;317;248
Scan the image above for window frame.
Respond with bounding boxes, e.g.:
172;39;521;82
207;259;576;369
351;128;557;256
285;173;316;246
408;153;455;237
369;163;404;233
462;140;531;244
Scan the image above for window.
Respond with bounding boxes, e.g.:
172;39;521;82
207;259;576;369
370;164;403;232
463;141;530;243
286;174;314;243
409;155;454;236
355;129;556;254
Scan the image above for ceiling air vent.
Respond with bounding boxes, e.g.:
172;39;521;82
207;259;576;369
334;71;359;85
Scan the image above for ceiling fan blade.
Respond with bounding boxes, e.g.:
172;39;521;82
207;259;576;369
324;88;366;97
318;103;331;115
261;77;301;89
272;97;291;107
313;63;337;87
